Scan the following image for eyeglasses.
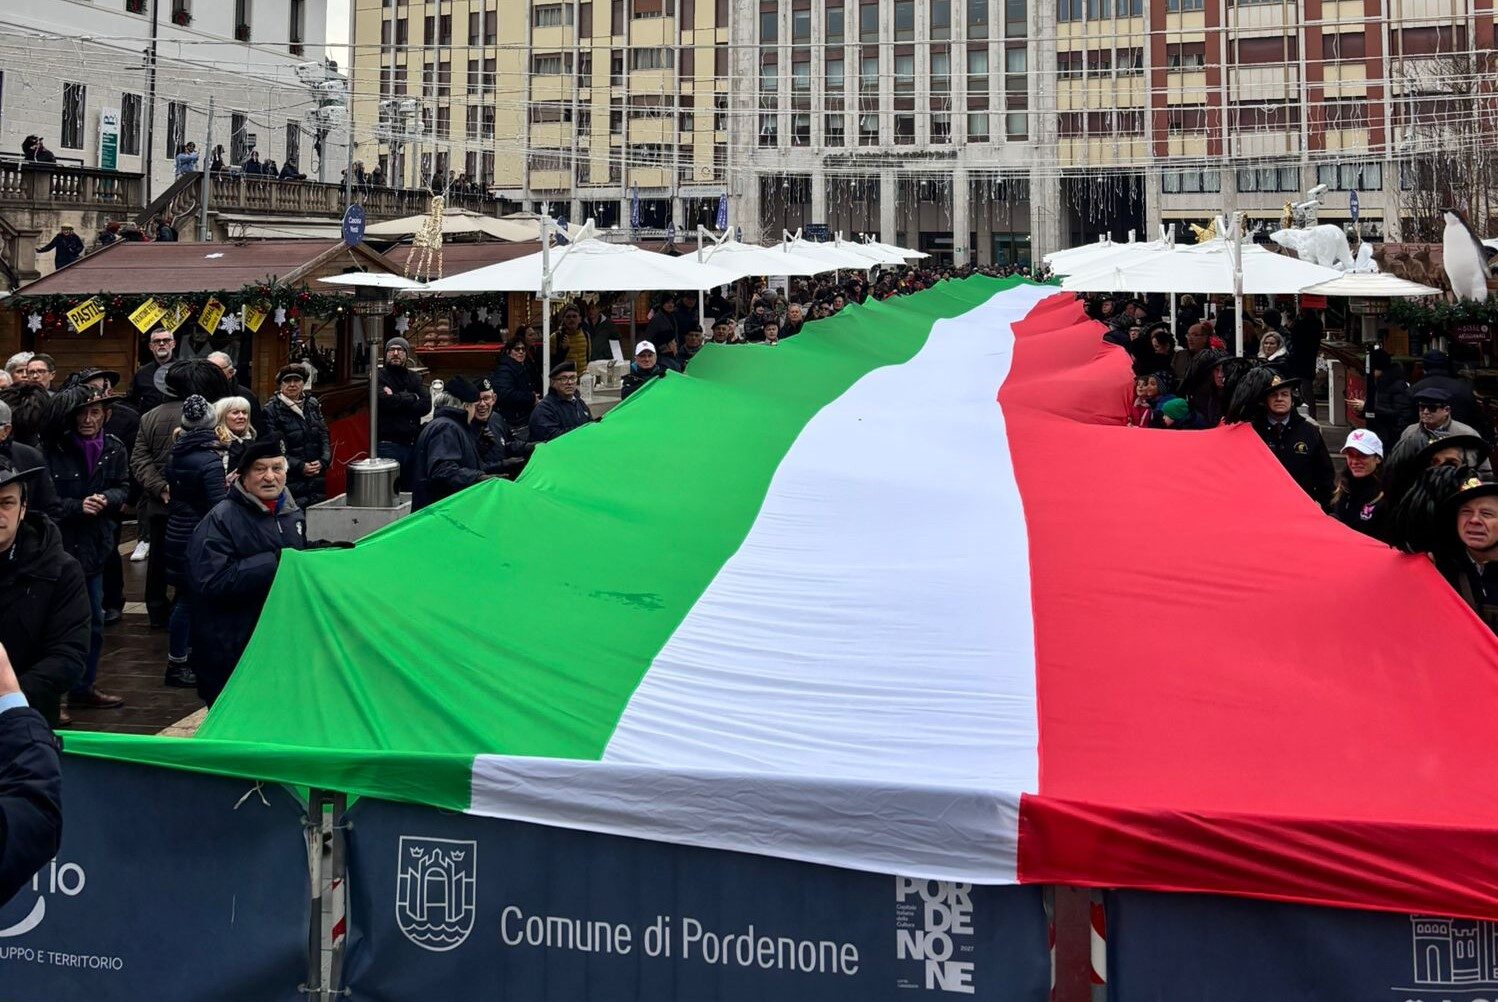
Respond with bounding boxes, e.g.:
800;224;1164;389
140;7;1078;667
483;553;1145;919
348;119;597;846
1417;403;1449;411
150;337;174;345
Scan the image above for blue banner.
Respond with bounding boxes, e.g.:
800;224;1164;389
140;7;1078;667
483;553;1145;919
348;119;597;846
343;798;1050;1002
715;193;728;231
0;756;308;1001
1107;891;1491;1002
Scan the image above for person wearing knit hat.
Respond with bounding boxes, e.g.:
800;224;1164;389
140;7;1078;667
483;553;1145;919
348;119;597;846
410;375;493;511
1159;397;1203;430
178;394;215;432
376;335;429;492
160;394;226;690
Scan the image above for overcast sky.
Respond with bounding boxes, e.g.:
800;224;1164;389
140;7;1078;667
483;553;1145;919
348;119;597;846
327;0;351;67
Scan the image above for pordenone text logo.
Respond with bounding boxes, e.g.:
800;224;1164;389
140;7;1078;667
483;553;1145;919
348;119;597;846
396;837;477;952
895;877;975;994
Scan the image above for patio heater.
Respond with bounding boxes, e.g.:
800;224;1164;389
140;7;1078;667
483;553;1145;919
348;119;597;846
345;283;401;508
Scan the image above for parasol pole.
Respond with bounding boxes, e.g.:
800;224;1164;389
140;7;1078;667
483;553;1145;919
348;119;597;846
541;214;552;382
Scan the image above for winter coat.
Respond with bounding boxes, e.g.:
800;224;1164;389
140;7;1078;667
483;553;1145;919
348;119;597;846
0;701;62;904
1364;364;1416;449
527;390;592;444
620;361;666;400
0;515;89;726
37;232;84;268
0;440;60;523
1411;373;1485;441
1328;472;1390;542
411;408;488;511
473;413;531;477
186;484;306;695
1252;411;1336;509
490;356;538;428
1393;418;1491;475
551;328;590;376
42;432;129;576
163;428;228;589
262;394;330;506
104;399;141;457
126;361;168;414
1288;313;1324;381
130;399;183;522
645;309;680;346
376;365;430;446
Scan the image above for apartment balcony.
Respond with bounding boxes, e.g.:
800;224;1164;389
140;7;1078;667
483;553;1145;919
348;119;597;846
1164;134;1211;158
626;69;672;93
1058;136;1150;165
1323;62;1368;99
628;116;675;144
530;75;571;102
627;167;670;189
530;122;571;147
532;25;573;49
528;169;574;191
1228;129;1301;157
1228;65;1301;103
1165;70;1209;105
1323;128;1372;153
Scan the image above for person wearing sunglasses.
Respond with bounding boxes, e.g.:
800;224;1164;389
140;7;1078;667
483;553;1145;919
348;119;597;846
1392;387;1486;470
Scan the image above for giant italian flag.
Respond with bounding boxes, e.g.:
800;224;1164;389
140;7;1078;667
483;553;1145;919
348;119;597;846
68;278;1498;920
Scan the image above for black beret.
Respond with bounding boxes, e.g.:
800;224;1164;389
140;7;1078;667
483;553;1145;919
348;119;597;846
475;377;493;393
445;375;480;403
234;438;286;475
549;361;577;377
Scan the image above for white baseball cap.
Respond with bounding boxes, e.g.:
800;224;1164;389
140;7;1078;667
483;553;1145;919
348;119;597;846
1341;429;1383;457
634;340;656;355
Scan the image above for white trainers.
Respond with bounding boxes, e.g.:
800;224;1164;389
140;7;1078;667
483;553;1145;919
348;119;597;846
130;540;150;562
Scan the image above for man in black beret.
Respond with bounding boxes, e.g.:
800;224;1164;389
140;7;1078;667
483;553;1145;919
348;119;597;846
472;377;532;478
185;439;306;705
527;361;593;444
410;376;493;511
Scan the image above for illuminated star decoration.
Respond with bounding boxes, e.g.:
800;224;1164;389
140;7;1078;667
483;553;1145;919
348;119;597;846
26;312;42;332
394;314;410;334
219;313;242;334
274;307;286;326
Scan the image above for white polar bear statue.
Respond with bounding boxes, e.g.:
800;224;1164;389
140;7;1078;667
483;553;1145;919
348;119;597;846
1270;225;1356;270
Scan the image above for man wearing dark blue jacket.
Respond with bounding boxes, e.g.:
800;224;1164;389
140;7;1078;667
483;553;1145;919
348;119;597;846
0;642;61;906
186;440;307;706
411;376;492;511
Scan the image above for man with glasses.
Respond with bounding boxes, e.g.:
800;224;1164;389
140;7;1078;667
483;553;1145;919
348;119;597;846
1393;388;1486;468
127;329;178;413
375;336;430;490
527;361;593;444
22;355;55;393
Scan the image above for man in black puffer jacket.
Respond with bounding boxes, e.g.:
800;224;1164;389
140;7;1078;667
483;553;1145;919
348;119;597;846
42;388;129;714
0;640;62;906
186;440;307;706
411;376;492;511
0;461;89;728
375;337;430;489
161;395;226;690
262;366;330;507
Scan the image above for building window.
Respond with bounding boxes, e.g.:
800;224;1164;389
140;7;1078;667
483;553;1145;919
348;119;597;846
761;60;779;97
1057;0;1081;21
126;0;147;11
792;112;811;144
439;13;452;42
1005;47;1026;72
120;92;143;156
1161;170;1221;193
760;10;778;40
484;10;497;43
1005;110;1026;138
825;113;846;145
860;3;879;40
967;111;990;141
793;8;811;40
759;113;778;146
171;0;191;23
289;0;305;54
894;114;915;143
166;100;187;158
234;0;251;41
1165;0;1204;10
894;54;915;93
632;0;665;17
932;113;952;142
1236;167;1299;192
610;108;624;133
826;5;845;40
1316;162;1382;191
230;111;249;163
534;53;568;74
535;4;574;25
894;0;915;39
968;0;989;37
629;47;673;69
61;82;86;150
285;121;300;167
930;49;952;90
931;0;952;38
469;10;481;43
858;113;879;144
967;49;989;91
793;60;812;91
826;57;845;90
860;55;879;93
1006;0;1025;35
1166;42;1205;67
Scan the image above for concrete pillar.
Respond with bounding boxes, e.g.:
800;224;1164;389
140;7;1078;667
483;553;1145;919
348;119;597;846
952;166;971;266
569;197;583;228
976;178;995;266
1030;169;1063;259
1143;170;1163;242
811;165;828;226
879;169;898;244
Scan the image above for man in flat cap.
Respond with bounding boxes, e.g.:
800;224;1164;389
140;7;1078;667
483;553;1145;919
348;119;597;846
186;439;307;705
1392;386;1487;468
262;365;330;507
528;361;593;444
411;376;492;511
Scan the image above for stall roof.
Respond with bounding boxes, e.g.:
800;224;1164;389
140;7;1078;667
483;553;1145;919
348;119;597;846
16;240;401;296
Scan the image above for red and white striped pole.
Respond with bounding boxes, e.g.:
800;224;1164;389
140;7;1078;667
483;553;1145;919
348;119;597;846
1089;891;1108;1002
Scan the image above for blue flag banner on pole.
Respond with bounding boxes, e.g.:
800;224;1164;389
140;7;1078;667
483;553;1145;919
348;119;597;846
342;797;1051;1002
1106;891;1488;1002
715;193;729;231
553;214;570;246
0;756;308;1001
629;187;640;230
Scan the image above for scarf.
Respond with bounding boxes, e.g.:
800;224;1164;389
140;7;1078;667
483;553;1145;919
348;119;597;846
73;432;105;475
276;393;305;418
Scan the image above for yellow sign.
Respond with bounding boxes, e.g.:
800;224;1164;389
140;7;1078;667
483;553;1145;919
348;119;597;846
160;300;194;334
66;297;106;334
128;297;167;333
197;297;226;335
242;302;268;333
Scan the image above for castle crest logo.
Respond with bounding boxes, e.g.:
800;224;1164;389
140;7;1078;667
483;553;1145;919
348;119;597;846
396;837;477;952
1403;916;1498;993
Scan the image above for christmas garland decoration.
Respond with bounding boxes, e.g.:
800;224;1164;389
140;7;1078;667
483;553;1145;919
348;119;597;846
1387;297;1498;334
11;283;355;336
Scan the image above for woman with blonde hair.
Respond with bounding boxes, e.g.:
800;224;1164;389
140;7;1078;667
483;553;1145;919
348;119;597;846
213;395;257;472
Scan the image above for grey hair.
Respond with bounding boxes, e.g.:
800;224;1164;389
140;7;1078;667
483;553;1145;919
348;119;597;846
206;351;235;370
0;400;10;425
431;390;467;410
4;352;32;374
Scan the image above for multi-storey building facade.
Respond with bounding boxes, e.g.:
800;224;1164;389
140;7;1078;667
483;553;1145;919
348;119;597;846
351;0;1498;266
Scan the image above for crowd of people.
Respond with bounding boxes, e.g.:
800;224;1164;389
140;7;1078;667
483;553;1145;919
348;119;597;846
1088;291;1498;633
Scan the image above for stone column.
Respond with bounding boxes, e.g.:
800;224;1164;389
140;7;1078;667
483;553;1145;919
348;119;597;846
880;168;898;244
952;166;971;266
